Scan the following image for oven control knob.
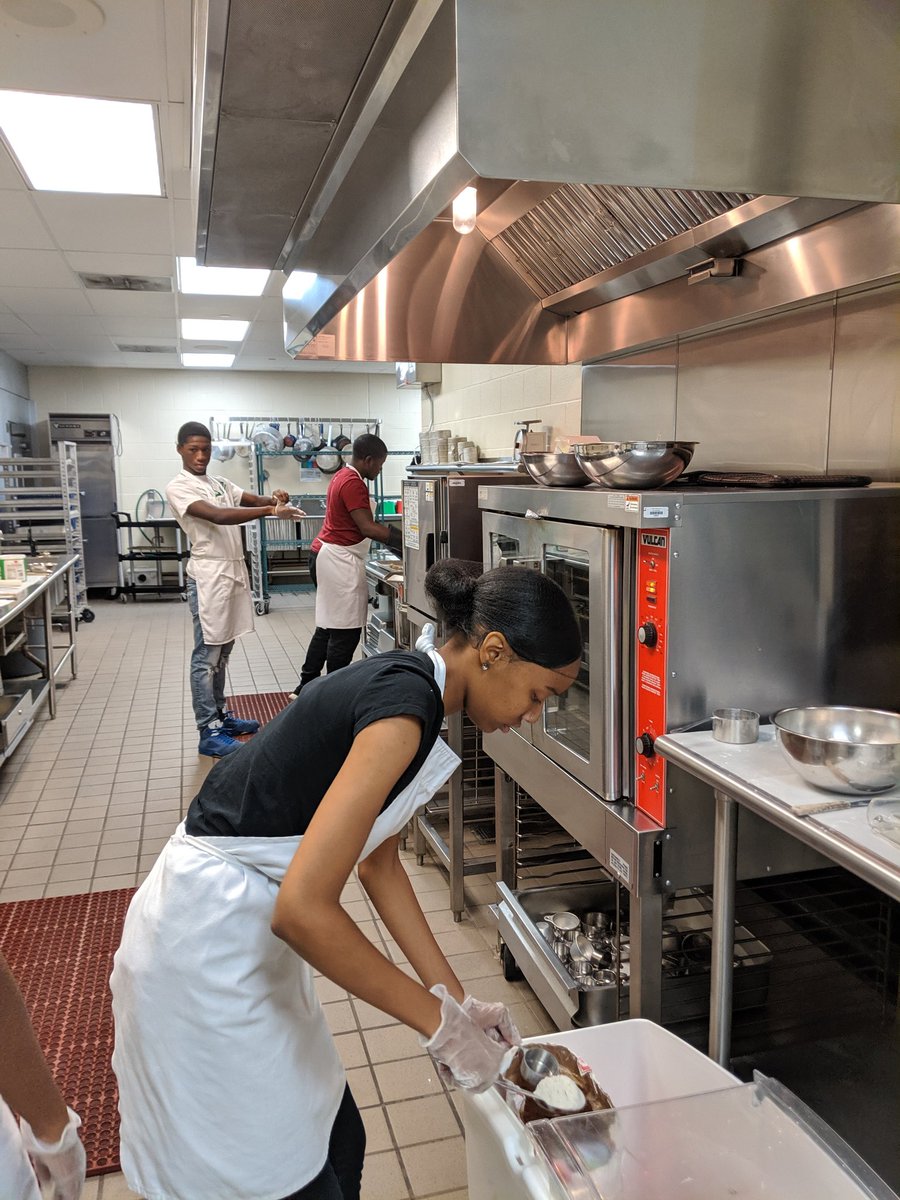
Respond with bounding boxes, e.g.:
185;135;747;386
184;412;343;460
635;732;655;757
637;622;658;647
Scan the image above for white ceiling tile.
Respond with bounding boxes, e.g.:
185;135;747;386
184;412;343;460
0;145;26;190
64;250;174;277
176;295;260;321
23;313;109;336
99;315;178;338
38;334;117;351
114;353;181;368
0;313;35;336
0;0;167;101
33;194;174;254
172;197;196;256
0;192;54;249
255;296;286;322
86;290;177;317
0;287;93;315
242;322;286;348
0;248;78;287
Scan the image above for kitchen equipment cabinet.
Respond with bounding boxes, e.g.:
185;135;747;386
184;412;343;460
401;466;527;919
481;482;900;1025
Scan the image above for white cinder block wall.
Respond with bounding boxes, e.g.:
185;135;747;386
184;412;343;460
423;363;583;458
27;367;420;513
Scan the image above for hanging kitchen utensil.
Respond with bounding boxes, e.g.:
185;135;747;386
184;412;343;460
292;421;316;460
251;422;281;453
235;422;252;458
332;422;351;452
314;425;343;474
310;423;326;453
283;418;296;449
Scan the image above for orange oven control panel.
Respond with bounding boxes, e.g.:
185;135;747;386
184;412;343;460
634;530;669;825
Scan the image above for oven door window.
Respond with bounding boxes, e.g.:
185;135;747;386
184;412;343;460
543;545;590;759
489;531;540;570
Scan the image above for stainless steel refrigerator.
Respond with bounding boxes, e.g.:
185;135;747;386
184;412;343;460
46;415;119;590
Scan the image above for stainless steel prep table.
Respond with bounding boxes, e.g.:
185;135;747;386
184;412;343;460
0;556;78;762
655;728;900;1065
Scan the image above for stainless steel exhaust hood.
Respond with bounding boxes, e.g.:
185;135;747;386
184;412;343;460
197;0;899;365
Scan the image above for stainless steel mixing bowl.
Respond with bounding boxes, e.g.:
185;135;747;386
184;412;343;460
574;441;696;488
773;706;900;795
521;452;590;487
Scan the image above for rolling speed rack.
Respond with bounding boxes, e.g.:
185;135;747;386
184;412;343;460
0;442;92;622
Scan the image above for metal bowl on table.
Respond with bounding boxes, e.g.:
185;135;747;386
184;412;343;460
574;441;697;489
521;452;590;487
773;706;900;795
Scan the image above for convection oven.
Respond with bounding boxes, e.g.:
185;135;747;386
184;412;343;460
479;482;900;1026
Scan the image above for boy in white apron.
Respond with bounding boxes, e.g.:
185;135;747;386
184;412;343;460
166;422;304;757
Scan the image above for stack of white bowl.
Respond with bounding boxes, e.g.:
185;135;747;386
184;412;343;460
418;430;452;462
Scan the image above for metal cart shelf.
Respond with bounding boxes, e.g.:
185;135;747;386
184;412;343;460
114;512;189;601
0;444;92;622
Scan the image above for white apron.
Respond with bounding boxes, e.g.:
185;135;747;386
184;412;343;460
191;554;254;646
0;1100;40;1200
314;539;369;629
110;639;458;1200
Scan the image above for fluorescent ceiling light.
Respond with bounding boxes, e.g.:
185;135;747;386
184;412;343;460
178;257;269;297
0;90;161;194
180;319;249;341
181;352;235;368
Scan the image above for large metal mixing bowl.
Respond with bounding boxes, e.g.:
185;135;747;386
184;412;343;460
521;452;590;487
773;706;900;795
575;441;696;488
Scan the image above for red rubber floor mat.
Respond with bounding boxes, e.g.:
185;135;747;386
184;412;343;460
0;887;136;1177
226;691;292;728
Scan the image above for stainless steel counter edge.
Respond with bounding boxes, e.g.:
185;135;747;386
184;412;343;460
0;556;78;628
655;733;900;903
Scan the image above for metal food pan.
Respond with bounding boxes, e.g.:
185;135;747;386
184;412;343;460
495;880;771;1030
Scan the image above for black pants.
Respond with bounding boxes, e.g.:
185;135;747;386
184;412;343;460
296;551;362;690
280;1085;366;1200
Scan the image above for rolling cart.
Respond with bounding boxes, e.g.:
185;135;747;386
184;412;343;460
114;512;189;601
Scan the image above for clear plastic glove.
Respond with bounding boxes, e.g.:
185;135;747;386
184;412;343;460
274;503;306;520
420;984;512;1093
20;1107;85;1200
271;488;291;505
462;994;520;1048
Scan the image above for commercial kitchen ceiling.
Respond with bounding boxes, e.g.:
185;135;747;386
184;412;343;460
0;0;389;372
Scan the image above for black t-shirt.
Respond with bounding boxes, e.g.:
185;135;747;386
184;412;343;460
185;651;444;838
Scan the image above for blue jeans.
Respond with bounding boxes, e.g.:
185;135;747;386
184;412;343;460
187;577;234;731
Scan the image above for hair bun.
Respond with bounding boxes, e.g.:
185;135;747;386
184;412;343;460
424;559;480;632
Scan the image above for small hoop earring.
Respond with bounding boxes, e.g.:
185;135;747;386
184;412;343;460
481;662;489;672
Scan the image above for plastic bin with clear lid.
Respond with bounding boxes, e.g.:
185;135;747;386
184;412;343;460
527;1074;897;1200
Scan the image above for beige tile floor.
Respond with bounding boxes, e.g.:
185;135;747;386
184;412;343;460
0;594;556;1200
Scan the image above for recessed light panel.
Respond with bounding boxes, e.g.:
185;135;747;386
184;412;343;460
177;257;269;297
180;352;235;368
180;318;249;341
0;90;162;194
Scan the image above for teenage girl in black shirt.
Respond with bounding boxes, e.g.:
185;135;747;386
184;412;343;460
111;560;582;1200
